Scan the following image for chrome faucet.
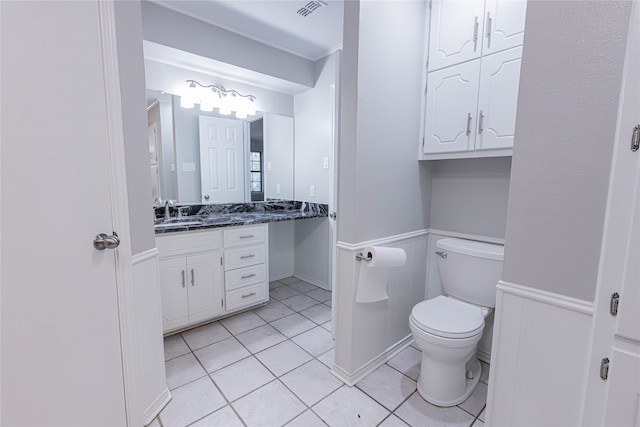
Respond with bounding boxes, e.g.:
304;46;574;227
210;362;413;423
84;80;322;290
164;200;174;220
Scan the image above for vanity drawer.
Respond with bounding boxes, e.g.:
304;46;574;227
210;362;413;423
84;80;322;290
223;225;265;248
156;230;222;258
225;264;266;291
226;283;267;312
224;245;265;270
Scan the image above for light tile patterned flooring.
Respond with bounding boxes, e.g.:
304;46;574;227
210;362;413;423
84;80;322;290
152;277;488;427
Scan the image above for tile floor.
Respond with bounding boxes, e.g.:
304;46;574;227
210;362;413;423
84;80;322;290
152;277;488;427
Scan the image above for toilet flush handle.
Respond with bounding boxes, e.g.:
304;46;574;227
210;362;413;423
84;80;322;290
435;250;447;259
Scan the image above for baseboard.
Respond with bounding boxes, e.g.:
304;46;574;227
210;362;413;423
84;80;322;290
294;272;329;290
143;387;171;426
331;335;414;386
477;349;491;364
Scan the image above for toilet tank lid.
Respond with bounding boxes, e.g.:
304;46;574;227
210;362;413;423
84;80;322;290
436;238;504;261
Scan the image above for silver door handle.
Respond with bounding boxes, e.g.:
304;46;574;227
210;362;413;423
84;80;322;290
93;233;120;250
190;269;195;286
466;113;472;135
181;270;185;288
240;254;255;259
204;194;210;200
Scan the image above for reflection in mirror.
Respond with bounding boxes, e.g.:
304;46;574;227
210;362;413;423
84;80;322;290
146;89;294;205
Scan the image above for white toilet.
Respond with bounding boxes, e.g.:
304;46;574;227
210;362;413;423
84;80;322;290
409;238;504;407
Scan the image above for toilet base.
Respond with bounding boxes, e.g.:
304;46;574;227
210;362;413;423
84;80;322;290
416;358;481;407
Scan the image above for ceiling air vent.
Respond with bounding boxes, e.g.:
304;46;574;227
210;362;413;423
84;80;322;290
297;1;328;17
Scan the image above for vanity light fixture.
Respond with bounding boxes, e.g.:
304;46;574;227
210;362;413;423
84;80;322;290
180;80;256;119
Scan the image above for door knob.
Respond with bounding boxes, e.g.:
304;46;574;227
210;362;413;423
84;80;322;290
203;194;210;200
93;233;120;250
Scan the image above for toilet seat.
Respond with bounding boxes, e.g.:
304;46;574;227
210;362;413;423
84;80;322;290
410;296;484;339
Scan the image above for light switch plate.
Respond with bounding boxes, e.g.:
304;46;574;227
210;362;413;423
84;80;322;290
310;185;315;197
267;161;272;171
182;162;196;172
323;157;329;169
276;184;281;194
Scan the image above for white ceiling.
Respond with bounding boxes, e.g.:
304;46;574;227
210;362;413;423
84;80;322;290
150;0;344;61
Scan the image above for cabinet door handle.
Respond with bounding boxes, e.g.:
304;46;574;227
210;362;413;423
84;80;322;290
240;254;256;259
241;292;256;299
181;270;185;288
486;12;492;48
478;110;484;134
466;113;472;135
239;234;255;239
190;269;195;286
473;16;479;51
241;273;257;279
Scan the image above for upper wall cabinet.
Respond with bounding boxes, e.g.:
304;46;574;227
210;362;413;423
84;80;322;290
420;0;527;160
428;0;527;71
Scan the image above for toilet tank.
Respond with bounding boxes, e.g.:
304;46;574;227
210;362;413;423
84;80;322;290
435;238;504;308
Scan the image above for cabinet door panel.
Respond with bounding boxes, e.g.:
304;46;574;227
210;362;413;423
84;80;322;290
159;258;189;331
187;251;223;324
483;0;527;55
428;0;485;71
476;47;522;151
424;59;481;154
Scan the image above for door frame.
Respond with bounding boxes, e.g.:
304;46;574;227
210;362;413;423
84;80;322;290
580;1;639;423
97;2;142;425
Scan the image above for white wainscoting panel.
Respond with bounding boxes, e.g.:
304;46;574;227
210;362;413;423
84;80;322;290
132;248;171;423
486;281;594;426
333;230;428;385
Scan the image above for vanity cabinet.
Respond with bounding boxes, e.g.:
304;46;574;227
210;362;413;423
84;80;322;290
223;225;269;313
156;224;269;334
157;230;224;332
421;0;526;159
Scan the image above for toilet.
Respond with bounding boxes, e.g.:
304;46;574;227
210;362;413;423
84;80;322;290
409;238;504;407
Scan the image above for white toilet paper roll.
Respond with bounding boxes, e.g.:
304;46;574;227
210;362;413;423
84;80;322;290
356;246;407;303
362;246;407;267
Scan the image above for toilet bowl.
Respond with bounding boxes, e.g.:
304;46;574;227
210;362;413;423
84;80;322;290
409;238;503;407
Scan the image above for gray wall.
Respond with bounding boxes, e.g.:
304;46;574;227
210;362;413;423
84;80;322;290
338;0;431;245
115;0;156;254
294;52;338;205
502;0;631;301
430;157;512;239
141;1;315;89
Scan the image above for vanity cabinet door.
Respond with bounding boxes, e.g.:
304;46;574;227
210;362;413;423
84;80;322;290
159;257;189;331
428;0;485;71
186;251;223;325
482;0;527;56
423;59;481;154
475;46;523;151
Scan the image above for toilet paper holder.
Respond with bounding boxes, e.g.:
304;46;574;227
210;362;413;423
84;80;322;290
355;252;373;262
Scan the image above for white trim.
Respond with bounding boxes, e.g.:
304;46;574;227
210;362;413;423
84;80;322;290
336;229;429;251
331;335;415;386
497;280;594;316
293;272;328;290
97;2;141;425
132;248;160;265
142;388;171;426
429;228;505;245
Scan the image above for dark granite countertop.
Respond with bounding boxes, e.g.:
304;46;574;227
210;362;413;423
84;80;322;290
154;201;328;234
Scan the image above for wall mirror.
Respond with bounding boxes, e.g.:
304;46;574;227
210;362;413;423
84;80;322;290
147;89;294;205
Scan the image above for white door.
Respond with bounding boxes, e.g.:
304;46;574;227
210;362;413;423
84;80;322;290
187;251;224;324
476;46;523;151
483;0;527;55
428;0;485;71
2;1;128;424
199;116;246;203
424;59;481;154
582;2;640;423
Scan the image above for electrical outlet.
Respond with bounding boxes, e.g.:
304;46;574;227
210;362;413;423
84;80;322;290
170;163;176;173
310;185;315;197
323;157;329;169
276;184;281;194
